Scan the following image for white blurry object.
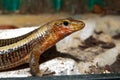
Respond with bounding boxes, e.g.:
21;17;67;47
93;48;119;67
0;26;38;39
79;20;96;41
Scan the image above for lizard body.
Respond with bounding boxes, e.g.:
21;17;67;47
0;18;85;76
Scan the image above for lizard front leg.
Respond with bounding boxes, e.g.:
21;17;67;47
29;46;43;76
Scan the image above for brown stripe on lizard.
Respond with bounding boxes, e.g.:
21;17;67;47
0;18;85;76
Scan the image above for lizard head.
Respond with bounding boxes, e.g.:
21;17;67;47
50;18;85;38
38;18;85;50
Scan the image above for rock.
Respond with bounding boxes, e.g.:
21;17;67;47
40;57;80;76
95;16;120;36
115;41;120;53
0;26;38;39
77;47;119;73
77;62;93;74
56;35;81;52
0;68;31;78
98;34;113;43
79;19;96;41
0;58;80;78
93;48;119;67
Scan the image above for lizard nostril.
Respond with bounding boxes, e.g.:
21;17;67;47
81;22;85;27
79;22;85;29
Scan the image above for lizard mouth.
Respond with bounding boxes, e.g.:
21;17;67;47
70;21;85;31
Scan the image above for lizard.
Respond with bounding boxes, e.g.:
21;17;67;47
0;18;85;76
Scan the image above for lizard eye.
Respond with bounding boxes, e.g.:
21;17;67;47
63;21;69;26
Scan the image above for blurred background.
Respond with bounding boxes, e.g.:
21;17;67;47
0;0;119;14
0;0;119;27
0;0;120;78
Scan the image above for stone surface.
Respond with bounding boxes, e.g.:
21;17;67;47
93;48;119;67
98;34;113;43
0;58;80;78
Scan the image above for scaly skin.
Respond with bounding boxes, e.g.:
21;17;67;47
0;18;85;76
